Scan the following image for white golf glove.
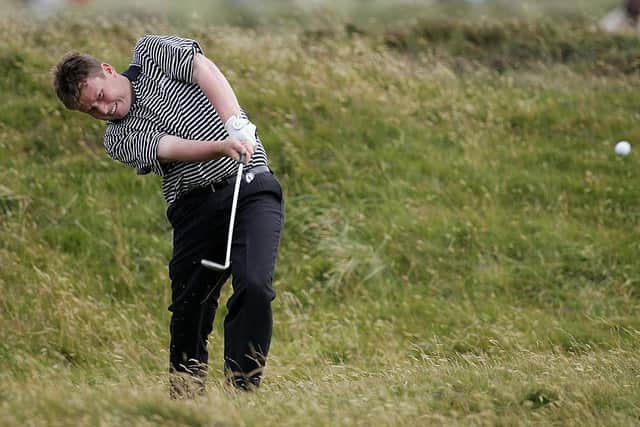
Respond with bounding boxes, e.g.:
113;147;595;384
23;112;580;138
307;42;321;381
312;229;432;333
225;115;257;148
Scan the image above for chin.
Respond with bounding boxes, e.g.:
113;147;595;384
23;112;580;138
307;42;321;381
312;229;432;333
118;106;130;119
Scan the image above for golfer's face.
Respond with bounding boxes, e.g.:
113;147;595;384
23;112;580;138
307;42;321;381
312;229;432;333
78;65;131;121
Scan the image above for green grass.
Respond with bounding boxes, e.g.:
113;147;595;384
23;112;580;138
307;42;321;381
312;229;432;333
2;3;640;425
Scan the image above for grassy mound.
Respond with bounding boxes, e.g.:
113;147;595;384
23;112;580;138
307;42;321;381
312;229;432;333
1;8;639;425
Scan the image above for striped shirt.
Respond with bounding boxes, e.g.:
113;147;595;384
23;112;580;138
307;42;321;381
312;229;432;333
103;35;268;205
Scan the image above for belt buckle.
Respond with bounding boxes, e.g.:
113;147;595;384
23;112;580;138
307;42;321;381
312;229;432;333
245;172;255;184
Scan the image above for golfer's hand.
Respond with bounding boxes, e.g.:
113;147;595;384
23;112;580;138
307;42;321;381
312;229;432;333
222;137;254;164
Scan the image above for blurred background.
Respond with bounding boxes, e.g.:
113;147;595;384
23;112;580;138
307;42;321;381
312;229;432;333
1;0;634;30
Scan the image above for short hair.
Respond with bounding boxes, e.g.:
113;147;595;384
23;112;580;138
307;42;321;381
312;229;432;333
51;52;104;110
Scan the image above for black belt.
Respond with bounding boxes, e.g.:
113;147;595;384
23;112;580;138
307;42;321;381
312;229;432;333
179;165;271;200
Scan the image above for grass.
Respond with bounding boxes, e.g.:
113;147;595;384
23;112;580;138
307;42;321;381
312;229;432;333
2;1;640;425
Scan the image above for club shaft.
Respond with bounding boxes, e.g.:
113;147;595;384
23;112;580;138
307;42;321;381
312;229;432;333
224;161;244;266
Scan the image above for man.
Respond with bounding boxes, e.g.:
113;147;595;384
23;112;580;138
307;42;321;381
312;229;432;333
600;0;640;32
52;35;284;397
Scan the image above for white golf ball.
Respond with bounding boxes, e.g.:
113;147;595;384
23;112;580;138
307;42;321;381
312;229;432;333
615;141;631;156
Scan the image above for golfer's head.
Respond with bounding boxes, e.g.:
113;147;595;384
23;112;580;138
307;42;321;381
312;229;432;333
52;52;132;121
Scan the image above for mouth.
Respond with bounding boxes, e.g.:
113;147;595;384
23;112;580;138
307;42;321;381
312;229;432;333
109;103;117;116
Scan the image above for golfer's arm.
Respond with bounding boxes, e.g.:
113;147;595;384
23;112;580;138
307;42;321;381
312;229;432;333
192;53;241;122
157;135;226;162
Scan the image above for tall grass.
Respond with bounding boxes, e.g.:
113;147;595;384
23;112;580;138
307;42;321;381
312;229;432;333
2;4;640;425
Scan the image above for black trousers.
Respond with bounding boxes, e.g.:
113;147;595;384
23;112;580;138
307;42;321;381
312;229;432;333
166;170;284;393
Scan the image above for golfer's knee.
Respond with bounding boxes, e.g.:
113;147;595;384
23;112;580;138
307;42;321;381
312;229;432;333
242;277;276;305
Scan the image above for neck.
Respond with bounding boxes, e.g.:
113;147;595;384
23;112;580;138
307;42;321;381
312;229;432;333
119;74;135;107
128;79;136;105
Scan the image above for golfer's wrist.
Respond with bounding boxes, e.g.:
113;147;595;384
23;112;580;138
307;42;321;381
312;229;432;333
224;114;247;132
225;115;257;147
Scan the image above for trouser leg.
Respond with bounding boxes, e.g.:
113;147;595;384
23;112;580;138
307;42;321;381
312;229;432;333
166;185;232;398
224;179;284;389
168;266;228;398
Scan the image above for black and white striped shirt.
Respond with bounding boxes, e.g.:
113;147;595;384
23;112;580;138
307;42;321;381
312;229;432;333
104;35;268;205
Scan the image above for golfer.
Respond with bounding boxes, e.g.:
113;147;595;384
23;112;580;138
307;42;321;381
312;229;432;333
52;35;284;397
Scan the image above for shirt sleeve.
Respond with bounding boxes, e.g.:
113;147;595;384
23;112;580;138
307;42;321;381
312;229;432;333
133;35;204;83
104;128;168;176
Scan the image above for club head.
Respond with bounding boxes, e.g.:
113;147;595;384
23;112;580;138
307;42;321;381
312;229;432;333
201;259;230;271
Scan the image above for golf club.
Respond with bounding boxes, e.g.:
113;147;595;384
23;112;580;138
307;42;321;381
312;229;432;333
201;154;245;271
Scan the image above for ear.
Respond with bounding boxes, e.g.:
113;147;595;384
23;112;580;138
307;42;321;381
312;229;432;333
101;63;115;75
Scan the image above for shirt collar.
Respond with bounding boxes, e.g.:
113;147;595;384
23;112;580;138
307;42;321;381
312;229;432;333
121;64;141;81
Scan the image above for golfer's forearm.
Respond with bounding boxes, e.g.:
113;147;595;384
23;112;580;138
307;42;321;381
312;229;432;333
193;53;241;122
157;135;225;162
